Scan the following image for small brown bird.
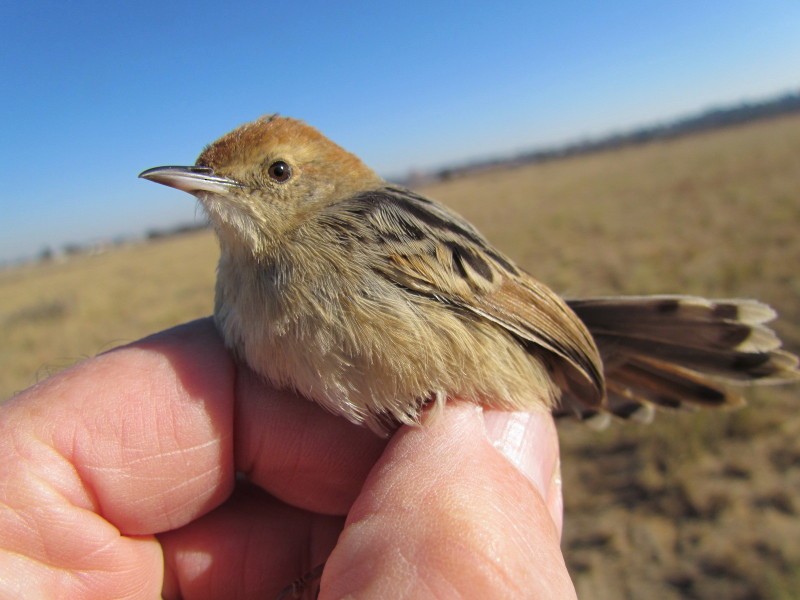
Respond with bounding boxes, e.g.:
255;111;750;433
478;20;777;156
140;115;799;435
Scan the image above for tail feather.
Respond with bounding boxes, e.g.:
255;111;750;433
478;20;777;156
609;356;743;408
592;334;797;382
583;318;781;354
558;295;799;424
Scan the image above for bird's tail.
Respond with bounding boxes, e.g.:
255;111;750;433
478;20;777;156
556;295;800;426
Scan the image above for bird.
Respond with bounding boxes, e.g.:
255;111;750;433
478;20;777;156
140;115;799;436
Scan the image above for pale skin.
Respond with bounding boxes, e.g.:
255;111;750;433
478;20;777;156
0;319;575;599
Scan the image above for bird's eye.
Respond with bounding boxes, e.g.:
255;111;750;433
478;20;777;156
267;161;292;182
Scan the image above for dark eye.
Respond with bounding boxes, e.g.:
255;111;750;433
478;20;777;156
267;160;292;182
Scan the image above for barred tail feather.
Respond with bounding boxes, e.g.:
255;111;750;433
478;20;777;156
556;295;800;423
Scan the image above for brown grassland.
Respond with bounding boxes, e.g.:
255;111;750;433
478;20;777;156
2;114;800;599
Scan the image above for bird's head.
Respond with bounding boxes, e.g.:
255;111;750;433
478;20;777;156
140;115;382;256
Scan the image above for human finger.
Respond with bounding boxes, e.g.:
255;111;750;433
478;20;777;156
0;319;383;598
321;403;575;599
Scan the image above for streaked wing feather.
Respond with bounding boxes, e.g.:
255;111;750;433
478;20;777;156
339;187;606;405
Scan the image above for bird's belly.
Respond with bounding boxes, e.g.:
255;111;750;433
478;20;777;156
215;268;557;435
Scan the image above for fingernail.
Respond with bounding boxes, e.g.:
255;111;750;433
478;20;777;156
483;410;557;499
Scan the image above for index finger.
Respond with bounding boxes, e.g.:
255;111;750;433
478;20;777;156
2;318;384;537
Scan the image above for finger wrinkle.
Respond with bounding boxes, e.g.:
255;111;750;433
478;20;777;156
5;419;103;522
121;467;222;530
91;437;221;468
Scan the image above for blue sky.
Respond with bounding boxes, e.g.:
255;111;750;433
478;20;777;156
1;2;799;263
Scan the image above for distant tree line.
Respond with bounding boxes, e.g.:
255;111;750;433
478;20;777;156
430;90;800;182
145;222;207;240
30;222;209;266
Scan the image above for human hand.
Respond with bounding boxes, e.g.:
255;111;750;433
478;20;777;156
0;319;575;599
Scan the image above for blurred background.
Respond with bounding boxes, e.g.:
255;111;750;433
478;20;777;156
2;2;799;598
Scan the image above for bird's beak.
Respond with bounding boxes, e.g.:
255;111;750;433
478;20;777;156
138;166;242;195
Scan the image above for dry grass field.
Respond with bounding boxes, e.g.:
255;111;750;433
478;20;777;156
2;113;800;599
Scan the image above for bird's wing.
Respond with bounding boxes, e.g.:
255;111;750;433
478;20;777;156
327;186;605;406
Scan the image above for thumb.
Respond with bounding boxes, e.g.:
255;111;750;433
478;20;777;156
321;402;575;599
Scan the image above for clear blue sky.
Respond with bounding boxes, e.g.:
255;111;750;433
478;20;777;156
1;1;799;263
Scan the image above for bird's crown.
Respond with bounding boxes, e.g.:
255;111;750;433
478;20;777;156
195;115;381;195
